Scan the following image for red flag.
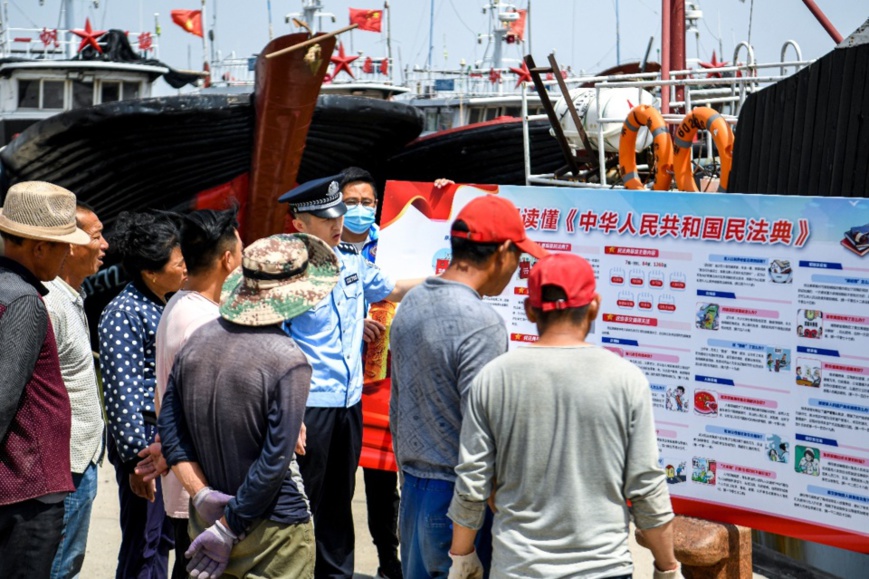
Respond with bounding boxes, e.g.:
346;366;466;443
508;9;527;42
170;9;203;38
349;8;383;32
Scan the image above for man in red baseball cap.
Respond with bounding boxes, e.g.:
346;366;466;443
445;252;681;579
389;195;546;578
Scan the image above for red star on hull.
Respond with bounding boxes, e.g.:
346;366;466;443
72;18;107;54
330;43;359;79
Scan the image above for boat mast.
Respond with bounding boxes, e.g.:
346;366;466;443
64;0;75;58
615;0;621;65
386;1;393;82
427;0;434;69
660;0;686;114
293;0;334;35
201;0;210;84
491;1;504;70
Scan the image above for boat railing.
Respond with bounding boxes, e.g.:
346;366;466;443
209;55;256;86
0;26;157;60
523;48;814;188
208;52;401;89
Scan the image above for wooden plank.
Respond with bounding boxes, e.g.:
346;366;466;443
763;80;787;193
773;75;799;194
786;65;812;195
806;57;832;196
525;55;580;177
838;44;869;196
729;95;756;192
817;50;846;196
748;81;777;193
797;58;823;196
852;57;869;196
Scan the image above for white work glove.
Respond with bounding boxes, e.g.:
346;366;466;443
653;562;683;579
447;550;484;579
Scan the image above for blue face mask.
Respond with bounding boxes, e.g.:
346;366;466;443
344;205;376;234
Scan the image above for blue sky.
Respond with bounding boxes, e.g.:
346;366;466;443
20;1;869;95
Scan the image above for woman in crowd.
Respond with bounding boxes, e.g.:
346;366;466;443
98;210;186;578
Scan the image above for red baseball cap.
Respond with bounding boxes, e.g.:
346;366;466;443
528;253;597;311
451;195;547;259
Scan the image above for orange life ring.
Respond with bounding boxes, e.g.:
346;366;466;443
673;106;734;192
619;105;673;191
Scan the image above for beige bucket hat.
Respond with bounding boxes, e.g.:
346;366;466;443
220;233;339;326
0;181;89;245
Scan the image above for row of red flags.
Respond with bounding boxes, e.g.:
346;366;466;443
168;8;384;38
171;8;528;42
170;7;525;39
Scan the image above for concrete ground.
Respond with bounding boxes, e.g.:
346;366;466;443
80;461;681;578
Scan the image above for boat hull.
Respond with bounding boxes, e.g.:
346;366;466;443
386;116;565;185
0;93;424;226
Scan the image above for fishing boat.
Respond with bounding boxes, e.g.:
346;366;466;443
0;0;199;146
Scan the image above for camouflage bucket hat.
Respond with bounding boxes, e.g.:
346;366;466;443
220;233;339;326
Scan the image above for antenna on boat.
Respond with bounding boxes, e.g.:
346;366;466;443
63;0;75;58
427;0;434;70
385;1;393;83
201;0;210;85
615;0;620;65
287;0;336;35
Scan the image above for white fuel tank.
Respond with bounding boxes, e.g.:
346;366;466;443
550;87;659;153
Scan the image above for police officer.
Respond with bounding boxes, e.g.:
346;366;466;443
279;175;420;579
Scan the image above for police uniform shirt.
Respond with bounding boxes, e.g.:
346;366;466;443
284;242;395;408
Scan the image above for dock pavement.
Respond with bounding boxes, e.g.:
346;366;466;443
80;461;763;578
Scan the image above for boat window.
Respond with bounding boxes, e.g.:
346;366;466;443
42;81;64;109
424;109;438;133
437;111;453;131
503;106;521;118
17;80;40;108
470;108;484;124
123;82;141;100
484;107;499;121
72;80;94;109
102;82;121;103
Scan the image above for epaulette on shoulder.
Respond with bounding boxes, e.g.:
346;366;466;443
337;242;359;255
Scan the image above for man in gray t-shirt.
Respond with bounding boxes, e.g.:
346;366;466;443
390;195;547;578
447;253;681;579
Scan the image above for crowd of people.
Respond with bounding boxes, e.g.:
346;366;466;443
0;173;681;579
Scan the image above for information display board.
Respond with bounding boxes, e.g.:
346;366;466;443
377;181;869;553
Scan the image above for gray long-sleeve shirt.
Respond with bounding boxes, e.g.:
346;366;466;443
390;277;508;481
159;318;311;535
449;345;673;578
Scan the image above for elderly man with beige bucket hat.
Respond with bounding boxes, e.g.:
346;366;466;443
0;181;90;579
159;233;339;579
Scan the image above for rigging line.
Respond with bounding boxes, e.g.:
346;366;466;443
446;0;477;37
571;0;576;66
8;0;40;28
101;0;109;30
635;0;658;15
592;43;617;69
747;0;754;48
